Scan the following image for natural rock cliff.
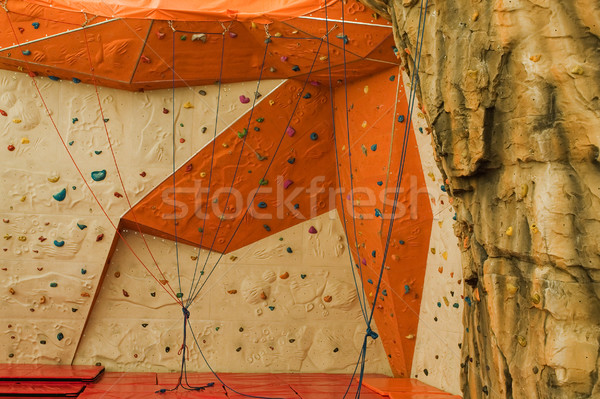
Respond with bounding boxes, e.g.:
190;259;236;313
359;0;600;398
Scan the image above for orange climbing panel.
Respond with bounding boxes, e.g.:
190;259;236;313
332;67;433;377
0;0;396;90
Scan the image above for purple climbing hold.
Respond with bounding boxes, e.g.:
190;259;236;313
229;32;238;38
280;56;288;62
283;179;293;189
361;258;367;265
308;226;317;234
286;127;295;137
239;95;250;104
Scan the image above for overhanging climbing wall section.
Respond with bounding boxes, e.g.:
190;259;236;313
121;79;337;254
333;67;433;377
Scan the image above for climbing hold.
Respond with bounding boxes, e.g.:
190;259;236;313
96;234;104;242
364;85;369;94
371;250;376;257
382;289;387;296
259;178;268;185
191;33;207;42
183;102;194;109
48;76;60;81
292;65;300;72
258;201;267;208
53;240;65;247
57;333;64;341
465;297;472;306
389;75;395;81
13;119;21;124
176;292;183;298
122;289;129;297
91;170;106;181
505;226;513;236
72;78;81;84
227;290;237;294
517;336;527;347
323;295;332;303
375;208;382;217
21;137;29;144
77;223;87;230
398;115;405;123
50;282;58;287
81;268;86;275
279;272;289;279
300;274;306;279
452;303;459;308
283;179;293;189
286;247;293;253
53;188;67;202
94;150;102;155
404;285;410;294
286;127;295;137
361;121;367;128
256;117;264;123
260;292;267;300
531;293;540;304
308;226;317;234
268;306;275;311
336;34;349;44
294;203;299;209
239;95;250;104
198;89;207;96
367;279;373;284
263;224;271;231
22;50;31;56
287;157;295;164
7;144;15;151
530;54;541;62
310;132;318;140
237;128;248;138
32;22;40;29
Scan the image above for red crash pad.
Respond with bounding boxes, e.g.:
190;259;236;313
0;364;104;382
0;382;85;397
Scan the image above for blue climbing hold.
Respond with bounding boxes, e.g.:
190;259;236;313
48;76;60;81
404;285;410;294
286;247;293;253
453;303;459;308
465;297;472;306
292;65;300;72
22;50;31;56
398;115;405;123
103;118;109;123
367;279;373;284
81;268;87;275
77;223;87;230
263;224;271;231
54;240;65;247
371;144;377;151
382;289;387;296
377;181;383;186
452;213;457;221
437;301;442;308
72;118;78;124
389;75;395;81
419;127;423;133
310;132;318;140
57;333;64;341
441;184;447;192
32;22;40;29
399;240;405;245
268;306;275;311
293;203;299;209
50;282;58;287
303;93;311;99
94;150;102;155
91;170;106;181
72;78;81;84
287;157;295;164
371;250;376;257
375;208;382;217
53;188;66;202
258;201;267;208
254;127;260;131
300;274;306;279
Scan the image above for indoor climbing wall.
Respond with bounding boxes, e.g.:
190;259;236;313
73;210;391;374
0;68;284;364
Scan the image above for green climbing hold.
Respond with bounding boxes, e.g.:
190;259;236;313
81;268;86;274
53;240;64;247
256;117;264;123
57;333;64;341
176;292;183;298
91;170;106;181
237;128;247;138
77;223;87;230
300;274;306;279
53;188;66;202
259;178;268;185
50;282;58;287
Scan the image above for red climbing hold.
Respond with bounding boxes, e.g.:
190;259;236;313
141;55;151;63
122;289;129;297
140;171;147;177
114;192;123;198
156;31;166;40
185;164;193;172
7;145;15;151
179;138;185;143
0;109;7;116
162;108;169;114
96;234;104;242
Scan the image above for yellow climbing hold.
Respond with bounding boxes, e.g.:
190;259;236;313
4;234;12;240
200;172;207;178
530;223;539;234
506;283;518;295
571;65;584;75
438;221;444;228
269;100;275;106
442;251;448;260
505;226;513;236
273;32;282;37
530;54;541;62
183;102;194;109
405;334;415;340
20;196;26;202
428;172;435;181
17;236;27;242
319;55;328;61
48;176;60;183
531;293;540;304
443;296;449;306
251;22;257;29
21;137;29;144
13;119;21;124
517;335;527;347
520;184;528;197
363;85;369;94
471;11;479;21
430;248;436;254
361;121;367;128
222;143;229;148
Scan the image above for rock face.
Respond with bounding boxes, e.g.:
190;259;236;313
359;0;600;398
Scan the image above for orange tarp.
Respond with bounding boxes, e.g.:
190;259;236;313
25;0;339;22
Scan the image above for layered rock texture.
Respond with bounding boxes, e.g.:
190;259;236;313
360;0;600;398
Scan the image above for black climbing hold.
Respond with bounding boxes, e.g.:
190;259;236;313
292;65;300;72
150;292;156;297
57;332;64;341
72;308;78;312
333;348;339;353
289;339;295;343
165;346;170;353
286;247;293;253
236;347;242;352
198;90;207;96
40;340;46;344
423;369;429;376
142;323;148;328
